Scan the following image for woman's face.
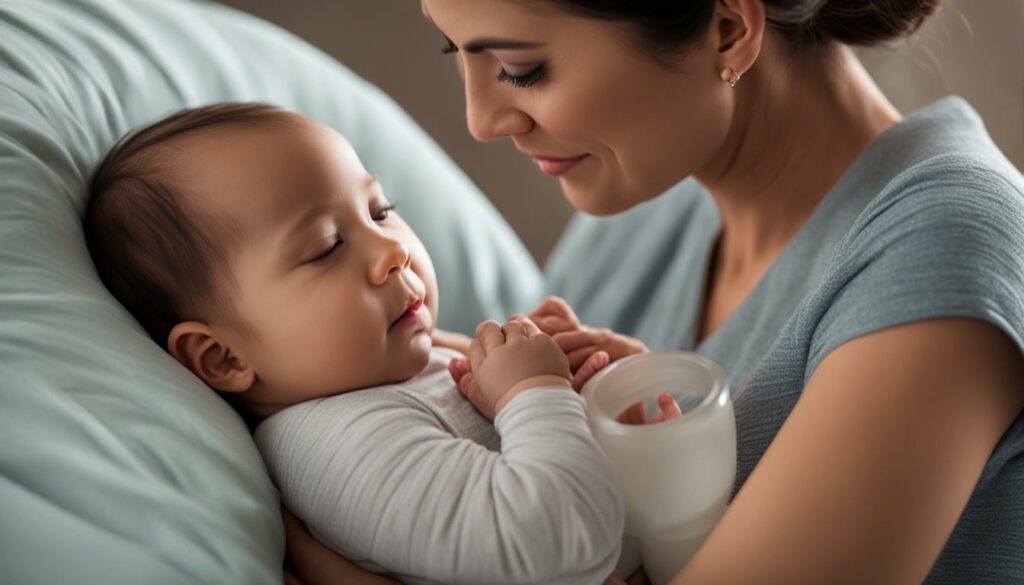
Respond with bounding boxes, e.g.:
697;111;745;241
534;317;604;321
422;0;734;215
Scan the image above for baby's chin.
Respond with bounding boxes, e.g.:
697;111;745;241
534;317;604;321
386;332;433;383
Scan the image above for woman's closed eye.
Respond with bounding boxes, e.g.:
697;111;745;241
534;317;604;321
497;65;544;88
441;37;545;88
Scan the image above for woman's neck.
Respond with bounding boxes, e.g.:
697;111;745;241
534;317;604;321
694;43;901;279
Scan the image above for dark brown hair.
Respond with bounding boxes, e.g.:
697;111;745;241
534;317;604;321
84;103;287;345
538;0;941;58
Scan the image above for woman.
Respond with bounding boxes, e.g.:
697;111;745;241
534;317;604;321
285;0;1024;583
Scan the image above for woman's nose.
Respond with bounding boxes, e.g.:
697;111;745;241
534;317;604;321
369;233;411;286
464;73;533;142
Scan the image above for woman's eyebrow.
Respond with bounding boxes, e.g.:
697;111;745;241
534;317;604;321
463;39;544;54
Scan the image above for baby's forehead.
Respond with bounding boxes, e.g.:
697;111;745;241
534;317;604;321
168;117;368;235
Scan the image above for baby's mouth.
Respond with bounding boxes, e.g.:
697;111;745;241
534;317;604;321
389;297;425;330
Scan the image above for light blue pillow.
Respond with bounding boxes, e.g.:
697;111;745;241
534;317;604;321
0;0;542;582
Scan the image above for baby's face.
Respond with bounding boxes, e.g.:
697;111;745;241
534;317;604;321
179;115;439;415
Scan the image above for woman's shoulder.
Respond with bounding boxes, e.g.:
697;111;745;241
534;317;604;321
840;147;1024;261
850;96;1021;215
804;134;1024;371
835;96;1023;264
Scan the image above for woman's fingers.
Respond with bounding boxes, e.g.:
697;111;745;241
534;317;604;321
530;296;578;321
572;351;610;391
534;315;577;336
553;329;598;352
617;401;647;425
657;392;683;420
566;345;600;370
614;395;683;425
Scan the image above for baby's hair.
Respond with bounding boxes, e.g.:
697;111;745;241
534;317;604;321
85;102;289;345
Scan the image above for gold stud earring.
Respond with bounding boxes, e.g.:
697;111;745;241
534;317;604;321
720;67;741;87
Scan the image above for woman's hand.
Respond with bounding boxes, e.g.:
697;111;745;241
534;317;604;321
526;296;648;371
553;327;649;371
449;317;572;420
617;392;684;425
527;296;582;335
281;507;398;585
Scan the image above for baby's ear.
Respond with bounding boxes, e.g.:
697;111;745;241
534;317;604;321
167;321;255;393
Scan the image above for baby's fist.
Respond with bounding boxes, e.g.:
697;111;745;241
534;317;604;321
460;317;572;420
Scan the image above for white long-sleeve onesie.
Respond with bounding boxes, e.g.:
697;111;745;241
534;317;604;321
254;348;633;585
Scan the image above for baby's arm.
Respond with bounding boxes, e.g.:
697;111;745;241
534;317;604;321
258;388;623;585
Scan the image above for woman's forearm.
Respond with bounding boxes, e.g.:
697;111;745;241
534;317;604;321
282;508;398;585
672;319;1024;584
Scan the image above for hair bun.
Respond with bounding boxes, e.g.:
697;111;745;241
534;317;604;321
766;0;942;48
808;0;942;46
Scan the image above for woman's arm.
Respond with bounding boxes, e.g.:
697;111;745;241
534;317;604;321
283;508;632;585
673;317;1024;585
282;508;398;585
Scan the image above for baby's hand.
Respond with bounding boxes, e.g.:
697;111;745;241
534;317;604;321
451;317;572;420
454;347;609;393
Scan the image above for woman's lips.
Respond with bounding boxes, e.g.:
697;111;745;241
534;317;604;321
532;154;589;176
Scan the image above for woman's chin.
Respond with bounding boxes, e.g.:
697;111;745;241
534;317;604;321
564;187;636;217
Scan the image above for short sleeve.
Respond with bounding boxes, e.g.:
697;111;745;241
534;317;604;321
806;156;1024;378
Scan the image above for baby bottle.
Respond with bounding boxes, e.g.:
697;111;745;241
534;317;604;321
580;352;736;585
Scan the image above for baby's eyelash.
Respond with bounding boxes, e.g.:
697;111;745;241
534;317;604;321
308;238;342;263
442;38;458;54
373;203;396;222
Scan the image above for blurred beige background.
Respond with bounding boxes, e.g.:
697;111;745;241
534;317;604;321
218;0;1024;264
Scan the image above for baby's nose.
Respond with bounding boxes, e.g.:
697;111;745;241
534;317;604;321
370;237;410;285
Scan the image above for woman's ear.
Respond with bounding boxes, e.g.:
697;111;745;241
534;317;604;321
713;0;766;78
167;321;256;394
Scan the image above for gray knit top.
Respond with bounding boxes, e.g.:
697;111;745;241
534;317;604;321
546;97;1024;584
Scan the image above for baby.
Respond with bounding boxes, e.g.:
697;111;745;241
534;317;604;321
84;103;651;584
